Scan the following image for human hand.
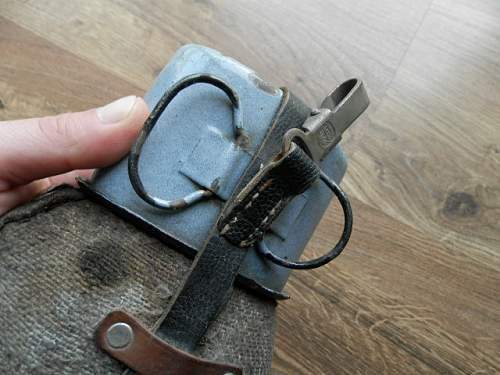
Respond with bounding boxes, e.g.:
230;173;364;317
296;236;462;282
0;96;149;215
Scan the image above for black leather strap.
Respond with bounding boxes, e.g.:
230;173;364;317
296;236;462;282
220;145;320;248
155;89;312;352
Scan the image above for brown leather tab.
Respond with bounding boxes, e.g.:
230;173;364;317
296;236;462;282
96;311;242;375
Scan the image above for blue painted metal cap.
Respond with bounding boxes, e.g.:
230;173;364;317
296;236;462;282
85;44;347;298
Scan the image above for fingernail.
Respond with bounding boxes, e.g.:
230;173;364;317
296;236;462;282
97;96;137;124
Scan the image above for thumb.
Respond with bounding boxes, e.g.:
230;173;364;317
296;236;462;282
0;96;149;190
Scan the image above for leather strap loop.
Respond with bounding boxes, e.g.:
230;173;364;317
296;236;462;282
219;144;320;247
96;311;242;375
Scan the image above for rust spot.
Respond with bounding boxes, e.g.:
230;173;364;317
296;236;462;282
210;177;221;193
79;241;129;287
235;129;251;150
443;192;479;219
169;198;189;209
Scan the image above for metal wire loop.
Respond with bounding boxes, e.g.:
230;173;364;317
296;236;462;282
128;73;243;210
256;170;353;269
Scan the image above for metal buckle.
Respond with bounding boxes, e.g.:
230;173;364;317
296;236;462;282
128;73;243;210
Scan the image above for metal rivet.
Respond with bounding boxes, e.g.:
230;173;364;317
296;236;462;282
106;322;134;349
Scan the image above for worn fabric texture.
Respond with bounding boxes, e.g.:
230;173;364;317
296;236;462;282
0;187;276;374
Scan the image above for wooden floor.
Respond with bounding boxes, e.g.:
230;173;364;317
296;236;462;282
1;1;499;374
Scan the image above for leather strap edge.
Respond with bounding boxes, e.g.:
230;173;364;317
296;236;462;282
96;311;242;375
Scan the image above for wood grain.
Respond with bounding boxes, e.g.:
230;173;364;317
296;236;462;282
1;1;499;374
0;17;143;119
274;197;500;374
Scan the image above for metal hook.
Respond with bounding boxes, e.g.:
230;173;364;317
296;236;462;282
128;73;243;210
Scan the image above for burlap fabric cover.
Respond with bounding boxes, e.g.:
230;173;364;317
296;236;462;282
0;186;276;374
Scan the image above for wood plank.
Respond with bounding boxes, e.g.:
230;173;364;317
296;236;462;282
342;2;500;273
274;197;500;374
1;0;432;106
0;17;142;120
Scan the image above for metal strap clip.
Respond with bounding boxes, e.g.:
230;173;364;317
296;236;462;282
282;78;368;161
255;78;369;269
